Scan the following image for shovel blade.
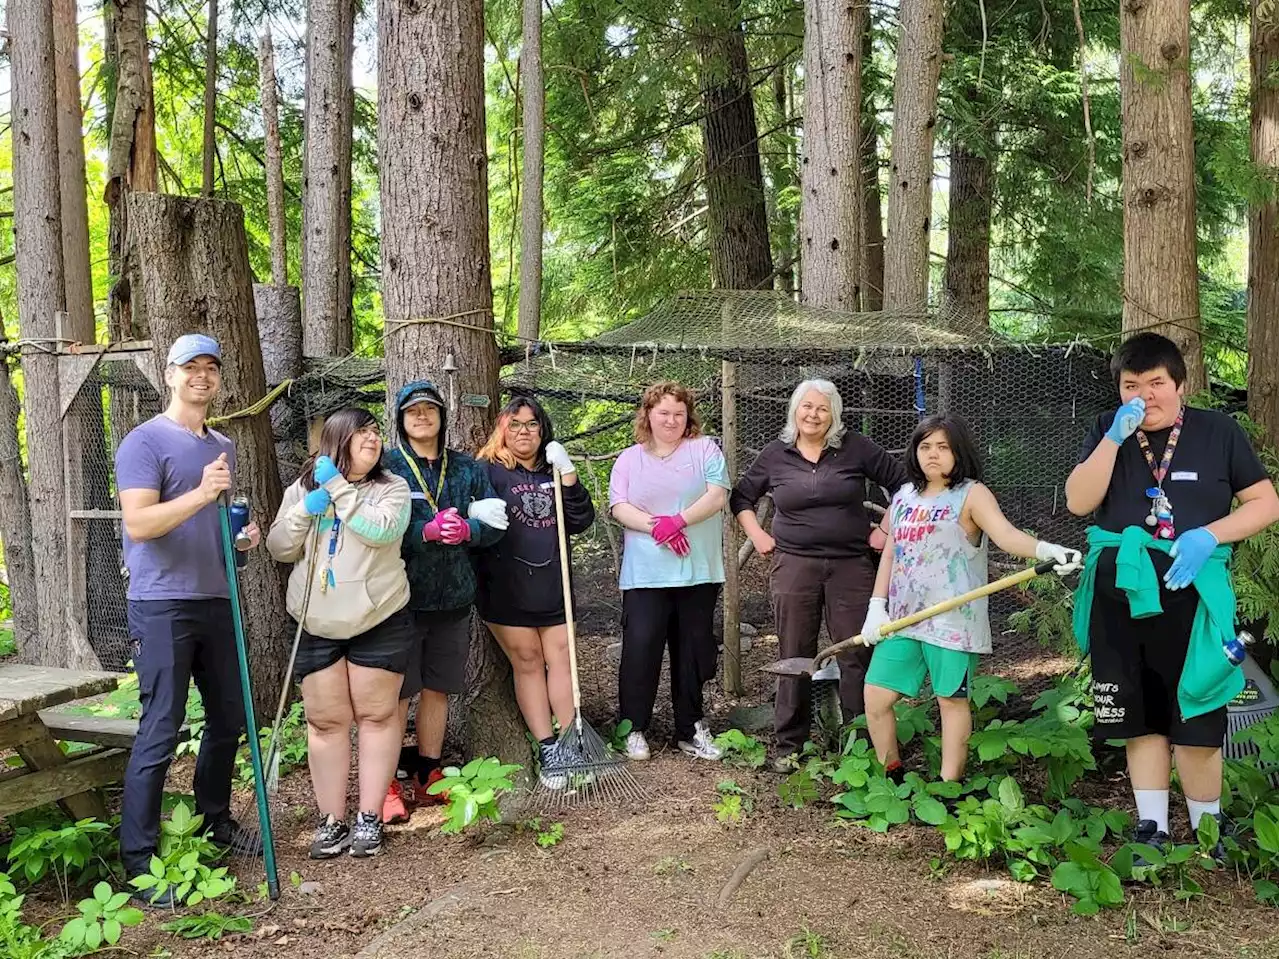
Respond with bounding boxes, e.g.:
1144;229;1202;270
762;657;817;677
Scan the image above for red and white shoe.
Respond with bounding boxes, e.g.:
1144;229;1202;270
381;781;411;824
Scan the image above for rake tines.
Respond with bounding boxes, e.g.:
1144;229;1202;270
529;719;645;810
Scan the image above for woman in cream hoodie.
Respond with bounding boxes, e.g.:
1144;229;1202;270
267;407;412;861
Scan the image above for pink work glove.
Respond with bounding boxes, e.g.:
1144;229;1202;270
667;531;691;557
439;509;472;546
650;514;687;546
422;507;460;543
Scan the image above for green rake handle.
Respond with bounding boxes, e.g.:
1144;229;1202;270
217;497;280;901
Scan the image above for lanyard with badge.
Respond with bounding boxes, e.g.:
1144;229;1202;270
1134;406;1184;540
320;516;341;593
398;446;448;515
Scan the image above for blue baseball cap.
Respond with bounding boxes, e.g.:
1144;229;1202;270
167;333;222;367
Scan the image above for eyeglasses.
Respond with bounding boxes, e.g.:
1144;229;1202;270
507;420;541;434
354;426;381;439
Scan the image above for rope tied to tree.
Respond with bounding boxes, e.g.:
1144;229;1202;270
206;378;294;426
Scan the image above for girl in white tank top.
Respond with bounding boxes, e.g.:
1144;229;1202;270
859;415;1081;783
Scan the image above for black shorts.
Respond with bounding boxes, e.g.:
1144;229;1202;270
399;610;472;699
1088;565;1227;747
478;601;567;629
293;607;415;682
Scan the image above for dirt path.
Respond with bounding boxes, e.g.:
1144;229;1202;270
123;749;1277;959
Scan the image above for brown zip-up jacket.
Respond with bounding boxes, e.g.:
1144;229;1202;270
729;437;908;558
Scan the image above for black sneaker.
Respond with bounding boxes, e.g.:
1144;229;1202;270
208;817;264;858
1202;812;1229;863
129;883;179;910
1132;818;1171;867
538;743;568;790
349;812;383;858
309;814;351;860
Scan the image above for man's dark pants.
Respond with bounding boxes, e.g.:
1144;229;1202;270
121;598;244;876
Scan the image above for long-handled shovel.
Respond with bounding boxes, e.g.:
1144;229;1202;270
763;560;1063;678
216;496;280;901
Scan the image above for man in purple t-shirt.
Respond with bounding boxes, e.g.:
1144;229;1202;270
115;333;263;905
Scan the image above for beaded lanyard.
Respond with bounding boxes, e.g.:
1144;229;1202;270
1134;406;1184;540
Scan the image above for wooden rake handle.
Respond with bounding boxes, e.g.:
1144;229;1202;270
810;559;1058;669
552;468;583;714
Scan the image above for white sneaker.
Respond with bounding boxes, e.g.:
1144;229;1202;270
678;721;723;761
624;730;651;761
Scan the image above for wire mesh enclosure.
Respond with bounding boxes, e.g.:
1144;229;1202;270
62;349;164;671
59;292;1118;674
502;291;1117;566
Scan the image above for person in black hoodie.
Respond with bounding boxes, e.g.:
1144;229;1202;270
474;394;595;788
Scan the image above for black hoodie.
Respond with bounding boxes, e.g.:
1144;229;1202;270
474;459;595;620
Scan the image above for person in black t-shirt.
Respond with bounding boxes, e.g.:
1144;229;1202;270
1066;333;1277;853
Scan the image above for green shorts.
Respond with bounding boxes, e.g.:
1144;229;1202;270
865;635;980;699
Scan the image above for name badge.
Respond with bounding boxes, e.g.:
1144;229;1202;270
410;491;428;501
1170;471;1198;482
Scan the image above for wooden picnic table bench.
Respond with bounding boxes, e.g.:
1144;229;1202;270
0;664;125;821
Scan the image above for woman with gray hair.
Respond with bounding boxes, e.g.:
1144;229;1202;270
730;379;907;770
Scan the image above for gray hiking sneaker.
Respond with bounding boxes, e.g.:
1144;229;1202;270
309;814;350;860
678;721;723;761
349;811;383;858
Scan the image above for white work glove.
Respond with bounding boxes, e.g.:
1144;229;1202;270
544;441;576;476
1035;541;1083;575
467;498;509;531
860;597;891;646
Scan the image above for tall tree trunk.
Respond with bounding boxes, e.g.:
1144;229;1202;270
54;0;94;341
258;28;289;287
517;0;544;340
697;4;774;290
10;0;98;667
770;67;796;295
1120;0;1205;393
884;0;944;311
0;311;39;657
56;0;116;667
129;193;290;719
379;0;525;766
104;0;158;342
798;0;862;309
302;0;355;357
202;0;218;195
861;24;884;312
1247;0;1278;451
942;137;992;333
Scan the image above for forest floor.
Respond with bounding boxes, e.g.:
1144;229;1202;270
7;547;1280;958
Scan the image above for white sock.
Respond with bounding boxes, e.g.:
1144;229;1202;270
1186;797;1221;831
1134;789;1170;833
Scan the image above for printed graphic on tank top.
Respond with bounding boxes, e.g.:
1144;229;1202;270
887;480;992;654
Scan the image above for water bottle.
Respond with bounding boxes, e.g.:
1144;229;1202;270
1223;629;1251;667
229;495;252;569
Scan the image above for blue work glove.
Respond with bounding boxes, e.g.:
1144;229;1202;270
303;487;332;516
1105;397;1146;445
314;455;340;486
1164;527;1217;590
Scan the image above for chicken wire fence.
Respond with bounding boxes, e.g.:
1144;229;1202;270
500;291;1118;601
59;291;1118;672
63;351;164;671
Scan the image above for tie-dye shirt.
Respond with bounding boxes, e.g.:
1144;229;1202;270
886;481;991;653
